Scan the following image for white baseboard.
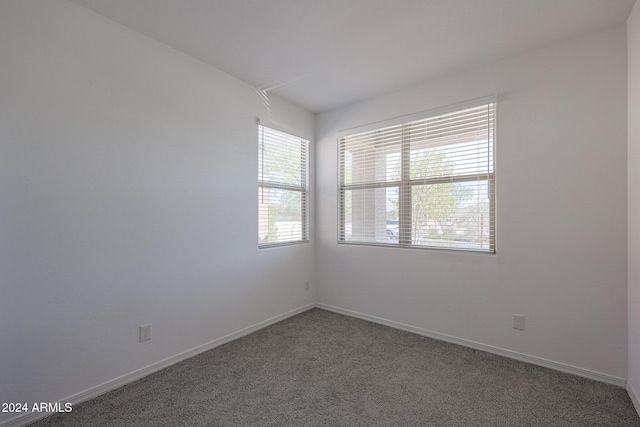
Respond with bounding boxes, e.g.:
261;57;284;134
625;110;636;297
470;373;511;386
0;303;315;427
628;382;640;417
316;303;627;388
3;302;628;427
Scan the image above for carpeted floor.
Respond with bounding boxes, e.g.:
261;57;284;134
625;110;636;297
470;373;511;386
29;308;640;426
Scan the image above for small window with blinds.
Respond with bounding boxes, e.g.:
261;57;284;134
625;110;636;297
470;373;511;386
258;124;309;247
338;100;495;252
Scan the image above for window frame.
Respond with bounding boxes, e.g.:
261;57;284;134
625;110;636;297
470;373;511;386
337;96;496;253
258;122;310;248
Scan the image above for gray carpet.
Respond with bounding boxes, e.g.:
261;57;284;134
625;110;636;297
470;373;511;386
29;308;640;426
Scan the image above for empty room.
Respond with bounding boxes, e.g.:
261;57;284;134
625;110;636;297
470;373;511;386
2;0;640;425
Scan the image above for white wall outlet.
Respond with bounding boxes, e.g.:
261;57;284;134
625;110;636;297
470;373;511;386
513;314;525;330
305;280;310;291
139;324;151;342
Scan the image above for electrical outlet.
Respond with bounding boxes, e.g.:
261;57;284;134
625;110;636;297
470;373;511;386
305;280;310;291
139;324;151;342
513;314;525;330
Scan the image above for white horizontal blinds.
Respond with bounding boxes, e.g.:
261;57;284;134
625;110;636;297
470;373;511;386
339;102;495;252
258;125;308;247
407;105;495;179
404;103;495;251
340;125;402;185
339;125;402;244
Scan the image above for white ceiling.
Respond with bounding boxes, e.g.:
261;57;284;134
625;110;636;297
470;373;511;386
70;0;636;113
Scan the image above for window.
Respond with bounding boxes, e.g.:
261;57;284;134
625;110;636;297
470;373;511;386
338;99;495;252
258;124;309;247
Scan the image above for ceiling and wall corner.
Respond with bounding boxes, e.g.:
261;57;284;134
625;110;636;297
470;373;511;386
69;0;636;113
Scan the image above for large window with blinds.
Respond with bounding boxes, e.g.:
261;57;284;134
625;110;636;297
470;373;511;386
338;99;495;252
258;124;309;247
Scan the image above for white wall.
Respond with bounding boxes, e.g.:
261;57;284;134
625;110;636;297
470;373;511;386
628;0;640;411
0;0;633;423
0;1;314;423
316;24;628;381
